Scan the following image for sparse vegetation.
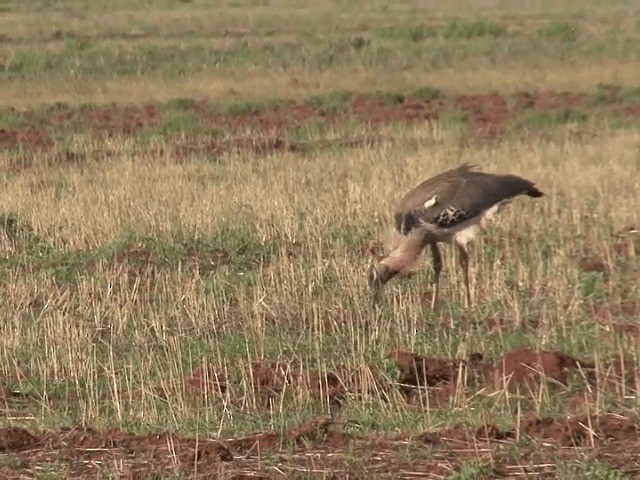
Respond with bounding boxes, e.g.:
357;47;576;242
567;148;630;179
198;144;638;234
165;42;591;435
518;109;588;130
441;19;506;39
1;0;639;478
537;20;580;43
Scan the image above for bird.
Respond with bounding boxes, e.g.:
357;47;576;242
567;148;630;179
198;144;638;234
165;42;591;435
368;163;544;307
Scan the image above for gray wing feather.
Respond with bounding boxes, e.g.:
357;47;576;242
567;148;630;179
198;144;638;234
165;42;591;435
449;173;537;214
395;166;537;233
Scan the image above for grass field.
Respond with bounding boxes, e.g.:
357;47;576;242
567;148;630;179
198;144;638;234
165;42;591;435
1;0;640;478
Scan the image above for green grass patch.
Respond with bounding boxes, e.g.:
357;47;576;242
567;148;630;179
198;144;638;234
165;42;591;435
157;109;202;135
441;19;507;39
591;84;621;106
537;21;579;43
591;84;640;106
374;23;438;42
307;90;353;114
620;86;640;104
411;85;443;101
164;97;199;110
0;212;54;256
439;108;468;131
287;117;330;142
376;20;506;42
0;110;26;128
0;215;279;283
348;35;370;50
376;91;406;105
518;109;588;130
223;99;266;116
450;460;495;480
3;17;637;82
558;458;628;480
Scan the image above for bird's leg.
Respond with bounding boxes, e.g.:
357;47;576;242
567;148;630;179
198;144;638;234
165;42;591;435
457;243;472;308
429;242;443;309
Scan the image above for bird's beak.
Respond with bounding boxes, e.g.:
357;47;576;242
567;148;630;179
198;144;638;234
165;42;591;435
369;261;396;308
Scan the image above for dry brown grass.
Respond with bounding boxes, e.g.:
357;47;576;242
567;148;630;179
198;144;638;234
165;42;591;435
2;123;638;425
3;123;638;248
4;61;640;109
2;112;639;480
1;1;639;476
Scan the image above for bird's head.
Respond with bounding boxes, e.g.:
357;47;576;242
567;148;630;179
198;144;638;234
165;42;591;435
368;260;399;289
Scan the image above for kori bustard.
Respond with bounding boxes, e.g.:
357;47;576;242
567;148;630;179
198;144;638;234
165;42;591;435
369;163;544;307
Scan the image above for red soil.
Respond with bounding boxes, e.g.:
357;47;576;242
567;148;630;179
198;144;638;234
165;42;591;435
2;412;639;478
3;89;639;165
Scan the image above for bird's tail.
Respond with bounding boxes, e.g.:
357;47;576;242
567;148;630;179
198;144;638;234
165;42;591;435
380;229;424;274
526;185;545;198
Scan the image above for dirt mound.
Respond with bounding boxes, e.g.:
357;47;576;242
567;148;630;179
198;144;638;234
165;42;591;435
520;413;639;447
388;348;588;403
0;127;53;151
390;350;461;386
0;427;39;452
456;92;510;138
243;359;348;406
284;416;349;448
184;364;228;396
389;350;488;405
53;104;160;135
419;413;639;448
492;348;589;390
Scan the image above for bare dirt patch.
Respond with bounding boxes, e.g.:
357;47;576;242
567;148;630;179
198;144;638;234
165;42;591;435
0;127;53;151
389;350;487;405
2;414;639;478
0;425;232;478
492;348;589;391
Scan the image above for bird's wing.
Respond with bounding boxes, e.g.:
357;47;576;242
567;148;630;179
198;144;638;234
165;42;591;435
394;174;469;233
395;170;537;233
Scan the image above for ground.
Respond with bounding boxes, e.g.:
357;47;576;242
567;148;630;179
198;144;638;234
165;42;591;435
1;1;640;479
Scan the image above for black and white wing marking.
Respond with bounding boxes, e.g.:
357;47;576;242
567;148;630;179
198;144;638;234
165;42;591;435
397;174;536;234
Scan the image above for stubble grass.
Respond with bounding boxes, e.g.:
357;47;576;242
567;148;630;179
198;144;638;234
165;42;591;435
1;0;640;476
1;121;639;438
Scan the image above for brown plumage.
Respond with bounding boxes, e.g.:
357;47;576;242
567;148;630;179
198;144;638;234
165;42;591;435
369;163;544;307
